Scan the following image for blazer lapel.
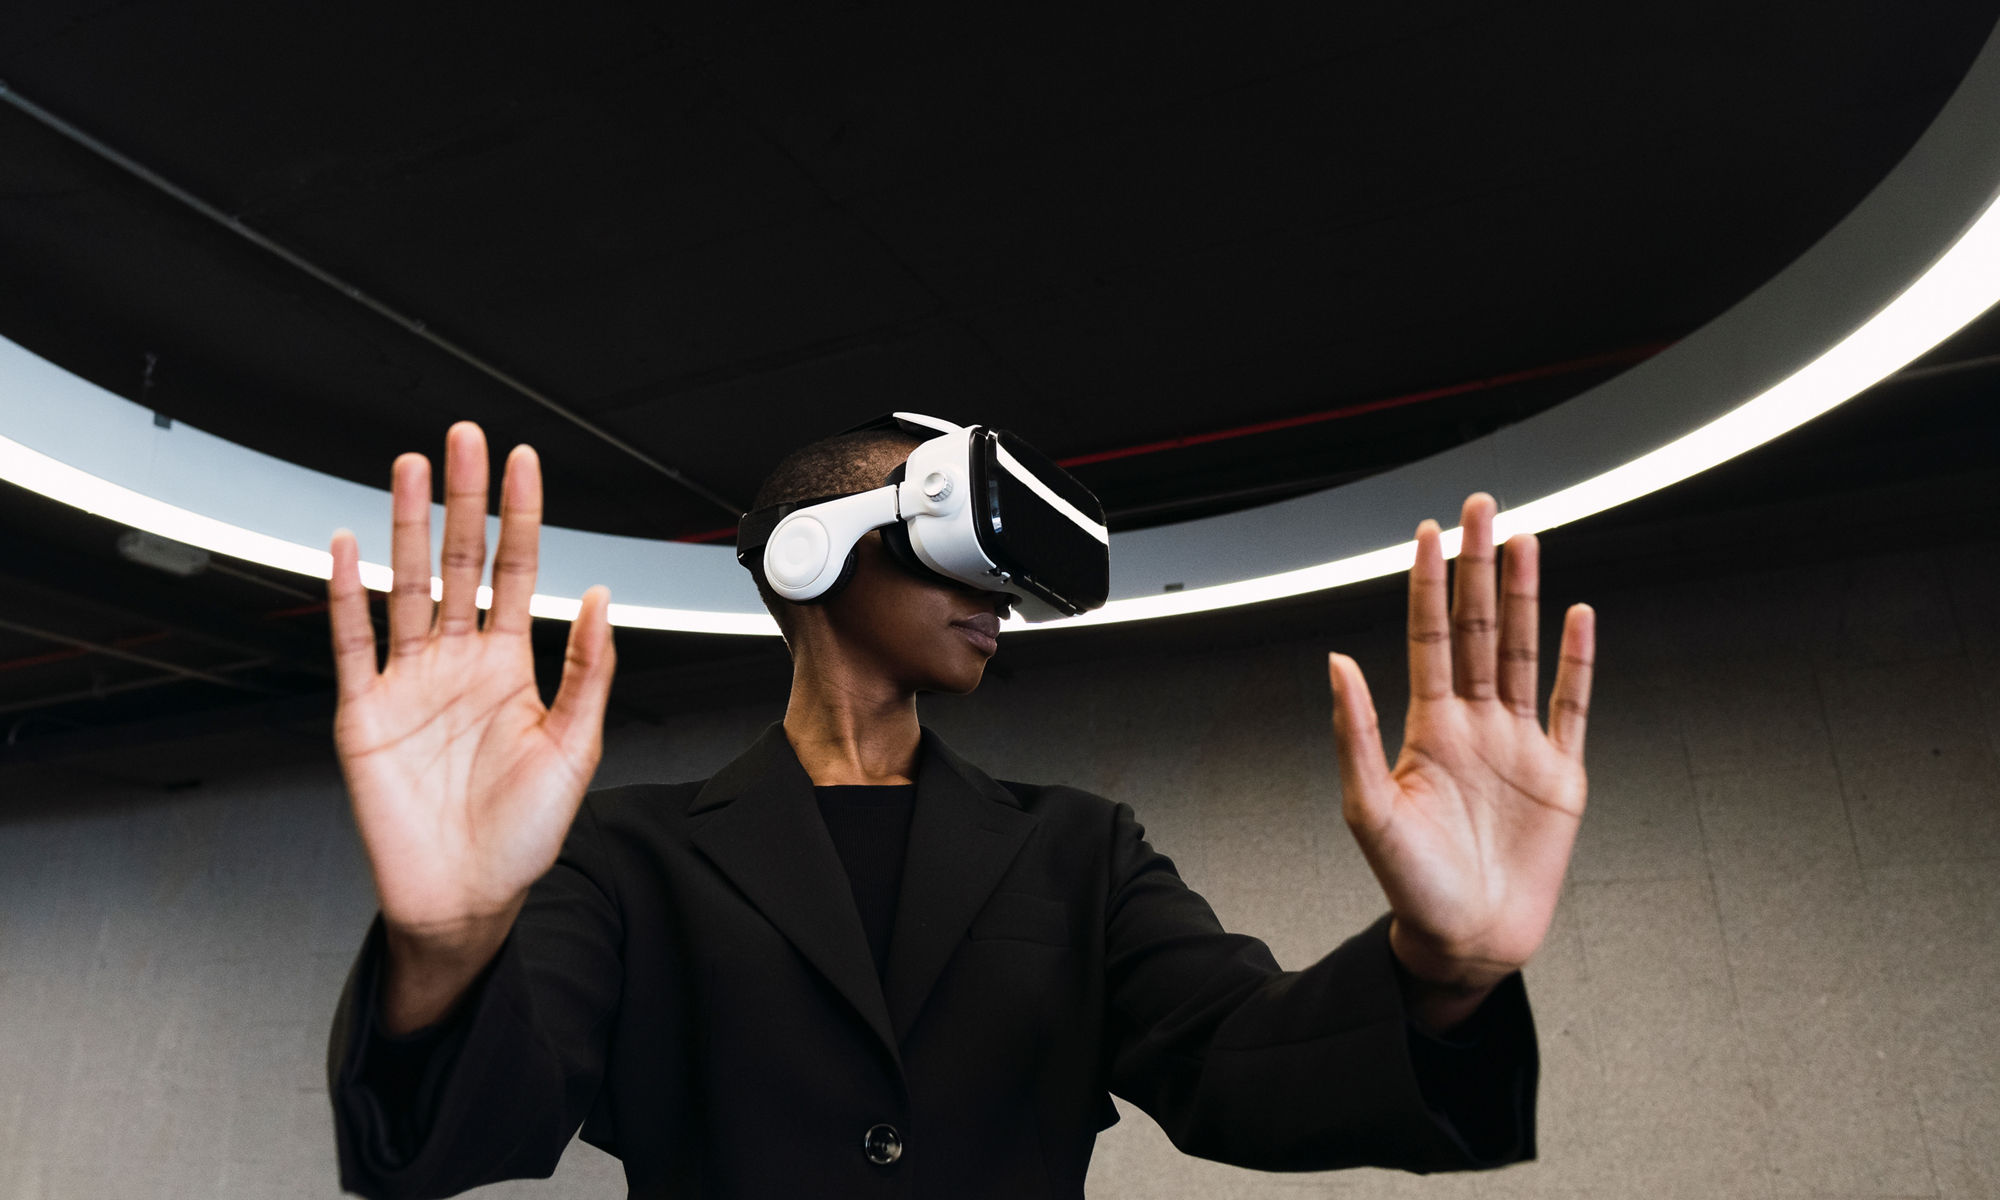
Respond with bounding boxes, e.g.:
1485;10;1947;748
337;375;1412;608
688;722;899;1063
882;726;1039;1042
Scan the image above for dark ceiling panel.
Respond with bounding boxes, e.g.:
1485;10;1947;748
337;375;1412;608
597;321;1036;511
0;0;1993;549
0;0;1993;754
686;4;1520;200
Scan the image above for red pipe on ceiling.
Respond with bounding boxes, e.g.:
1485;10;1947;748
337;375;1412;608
671;338;1672;543
0;629;172;674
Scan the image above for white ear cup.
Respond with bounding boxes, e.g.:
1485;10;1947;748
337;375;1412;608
766;515;831;594
757;486;903;601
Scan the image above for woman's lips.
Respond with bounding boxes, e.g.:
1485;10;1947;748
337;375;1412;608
952;613;1001;655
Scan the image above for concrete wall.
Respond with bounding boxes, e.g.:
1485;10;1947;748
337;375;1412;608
1;531;1995;1198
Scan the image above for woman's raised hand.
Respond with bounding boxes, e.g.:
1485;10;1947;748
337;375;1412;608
1327;492;1593;997
328;421;616;968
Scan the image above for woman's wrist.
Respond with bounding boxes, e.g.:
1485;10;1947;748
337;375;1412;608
1387;915;1511;1036
379;905;519;1035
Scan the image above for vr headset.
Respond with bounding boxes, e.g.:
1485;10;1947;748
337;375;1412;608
735;413;1109;622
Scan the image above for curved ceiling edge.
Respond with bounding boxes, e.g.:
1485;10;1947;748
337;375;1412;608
1;19;1996;636
0;337;777;635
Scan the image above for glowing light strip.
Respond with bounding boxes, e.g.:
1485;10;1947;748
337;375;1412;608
0;431;345;578
1035;190;2000;631
1;26;1995;637
0;429;780;635
0;187;1993;637
1489;192;2000;548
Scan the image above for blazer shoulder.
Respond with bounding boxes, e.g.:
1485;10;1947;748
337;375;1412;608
578;778;709;839
995;777;1122;826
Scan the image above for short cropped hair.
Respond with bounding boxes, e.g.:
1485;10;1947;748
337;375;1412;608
744;428;922;645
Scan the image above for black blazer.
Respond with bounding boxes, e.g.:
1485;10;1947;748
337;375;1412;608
328;722;1538;1199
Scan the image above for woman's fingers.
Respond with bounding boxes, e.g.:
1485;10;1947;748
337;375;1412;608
484;444;542;638
327;529;378;702
436;422;490;637
1549;603;1596;759
1407;519;1452;703
1497;532;1540;719
1450;493;1499;701
546;585;617;762
387;453;435;660
1329;652;1395;835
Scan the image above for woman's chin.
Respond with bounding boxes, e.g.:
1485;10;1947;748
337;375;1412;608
926;661;987;696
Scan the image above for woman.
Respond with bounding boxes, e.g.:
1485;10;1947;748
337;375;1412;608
325;420;1594;1198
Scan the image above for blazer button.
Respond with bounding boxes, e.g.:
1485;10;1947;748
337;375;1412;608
862;1123;903;1166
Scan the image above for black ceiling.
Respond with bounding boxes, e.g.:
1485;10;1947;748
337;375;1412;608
1;1;1997;766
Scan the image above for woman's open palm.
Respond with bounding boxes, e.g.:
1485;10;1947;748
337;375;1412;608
328;422;616;940
1328;493;1594;985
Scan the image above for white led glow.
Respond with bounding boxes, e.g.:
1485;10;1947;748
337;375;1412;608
0;432;339;580
0;423;783;635
1;29;1996;637
1046;190;2000;631
1490;191;2000;550
2;185;1994;636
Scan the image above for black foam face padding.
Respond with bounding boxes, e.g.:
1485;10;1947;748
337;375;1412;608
877;520;926;581
804;546;859;605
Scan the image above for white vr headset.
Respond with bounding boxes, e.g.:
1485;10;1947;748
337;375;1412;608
735;413;1110;622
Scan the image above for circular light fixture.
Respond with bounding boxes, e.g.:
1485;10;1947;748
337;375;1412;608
3;26;1998;636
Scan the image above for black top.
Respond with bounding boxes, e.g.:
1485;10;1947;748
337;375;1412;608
812;783;917;981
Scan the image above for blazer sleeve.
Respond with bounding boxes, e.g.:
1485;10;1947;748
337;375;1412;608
1100;800;1537;1174
326;797;626;1200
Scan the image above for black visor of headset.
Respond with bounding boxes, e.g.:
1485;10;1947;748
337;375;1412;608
735;413;1110;622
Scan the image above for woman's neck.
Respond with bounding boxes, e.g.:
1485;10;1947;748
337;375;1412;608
782;665;921;785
